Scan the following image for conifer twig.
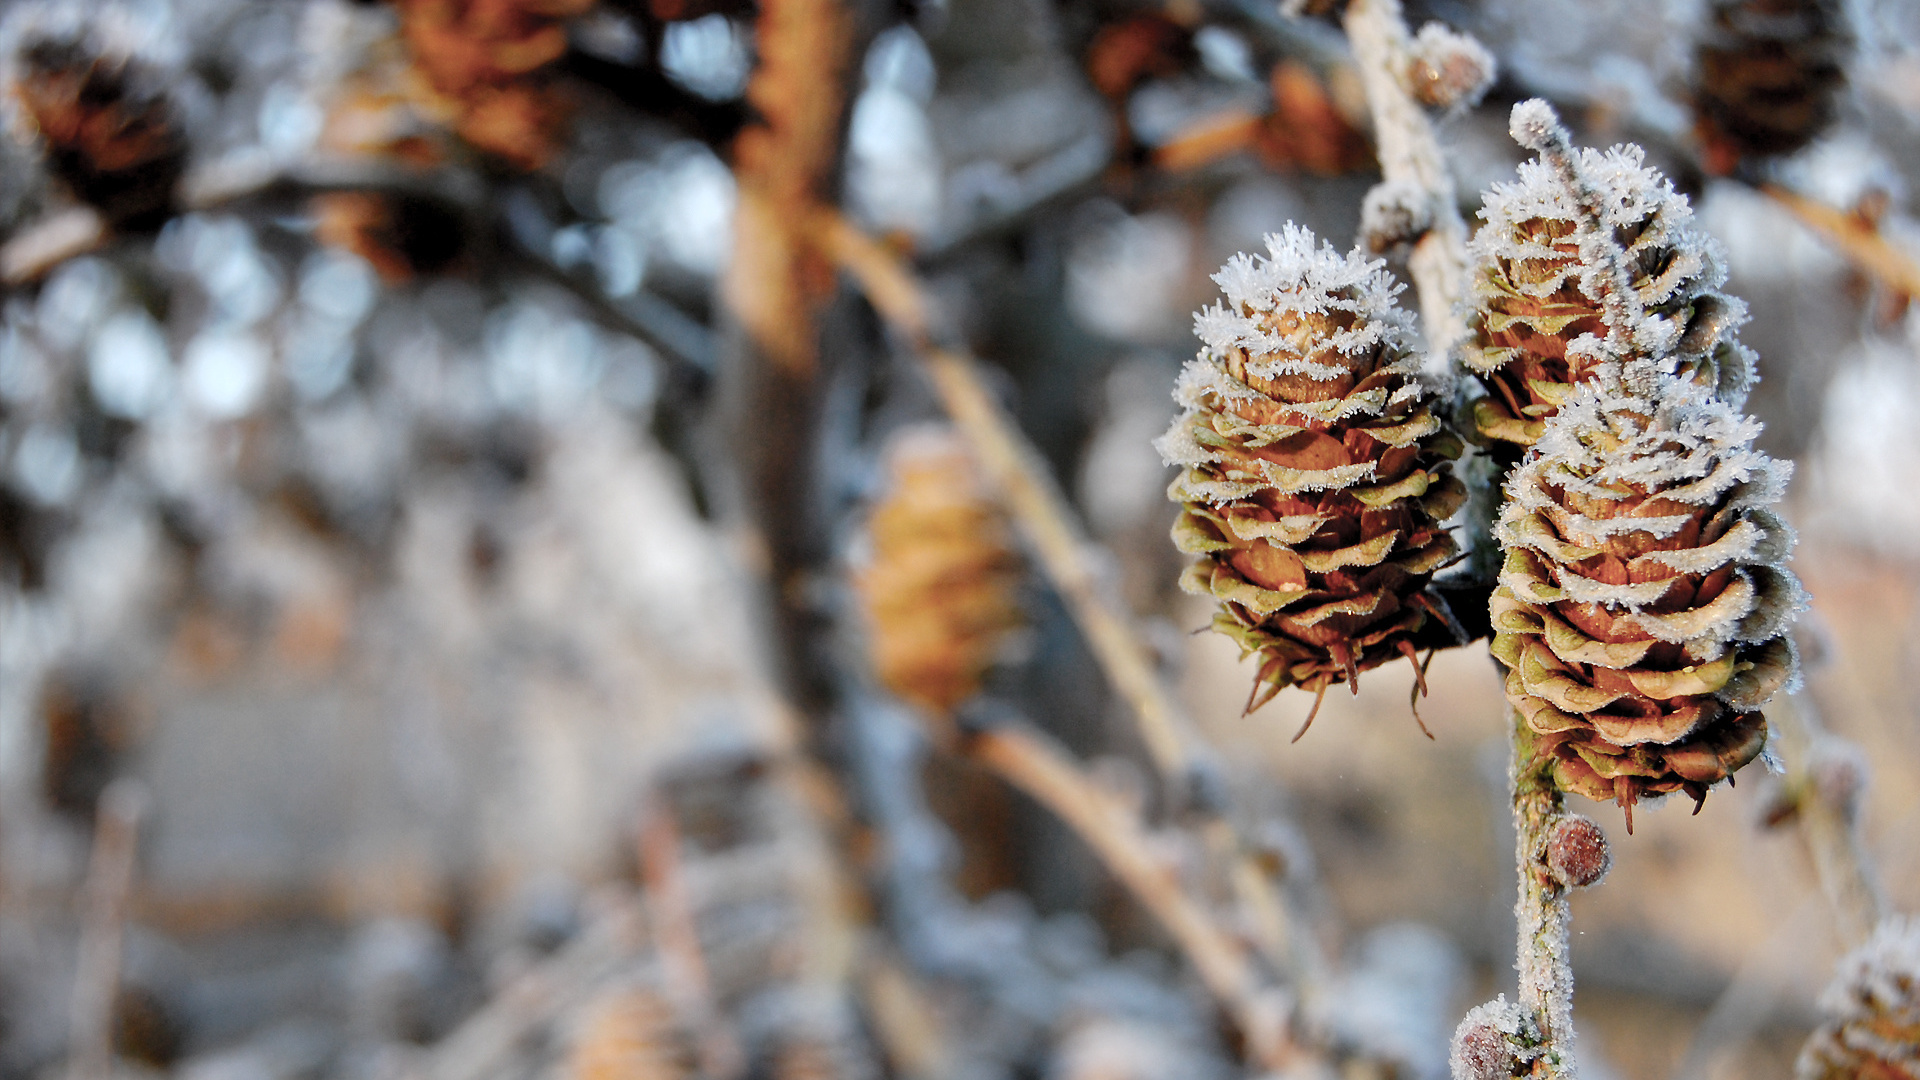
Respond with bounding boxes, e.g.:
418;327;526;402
1762;184;1920;302
813;213;1196;793
1340;0;1471;356
65;780;147;1080
964;724;1302;1068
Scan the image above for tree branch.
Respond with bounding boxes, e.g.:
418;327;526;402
1341;0;1471;358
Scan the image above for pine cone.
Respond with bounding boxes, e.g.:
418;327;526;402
1157;225;1465;727
1798;917;1920;1080
1695;0;1852;174
396;0;592;169
1461;141;1754;461
1490;372;1801;820
855;426;1024;716
10;39;184;230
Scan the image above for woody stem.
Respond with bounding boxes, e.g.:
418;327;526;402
1512;711;1579;1078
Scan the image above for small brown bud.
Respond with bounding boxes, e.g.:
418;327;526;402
1545;814;1610;889
1450;997;1531;1080
1406;23;1495;111
1451;1025;1509;1080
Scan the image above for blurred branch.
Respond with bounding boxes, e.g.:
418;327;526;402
1341;0;1470;356
1763;185;1920;303
639;800;746;1080
1764;689;1887;946
422;897;648;1080
2;208;108;287
65;780;147;1080
857;950;954;1080
814;213;1199;797
965;724;1300;1069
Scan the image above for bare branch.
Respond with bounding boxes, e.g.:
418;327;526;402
65;780;147;1080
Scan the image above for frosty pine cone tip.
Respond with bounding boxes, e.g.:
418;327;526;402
1157;225;1465;737
1462;100;1755;462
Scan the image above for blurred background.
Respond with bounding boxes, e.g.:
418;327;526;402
0;0;1915;1078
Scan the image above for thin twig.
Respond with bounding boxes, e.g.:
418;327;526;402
857;949;953;1080
3;207;108;287
422;897;647;1080
1763;184;1920;302
1341;0;1471;358
965;725;1300;1069
65;779;147;1080
639;799;746;1080
813;214;1196;793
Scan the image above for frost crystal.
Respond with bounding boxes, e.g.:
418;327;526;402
1360;179;1433;253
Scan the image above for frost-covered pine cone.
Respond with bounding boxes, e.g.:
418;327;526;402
1490;370;1802;819
1157;225;1464;725
1798;916;1920;1080
1460;138;1753;460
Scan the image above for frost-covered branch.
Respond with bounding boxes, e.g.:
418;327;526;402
1340;0;1473;359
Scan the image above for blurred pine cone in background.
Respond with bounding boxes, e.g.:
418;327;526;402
1694;0;1852;175
9;37;184;229
1490;372;1800;821
1461;143;1753;465
855;427;1025;717
1156;225;1464;726
1798;917;1920;1080
396;0;593;169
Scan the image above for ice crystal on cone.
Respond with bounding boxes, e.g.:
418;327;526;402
855;426;1025;716
1798;917;1920;1080
1491;372;1803;817
1157;225;1465;728
1462;102;1755;461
